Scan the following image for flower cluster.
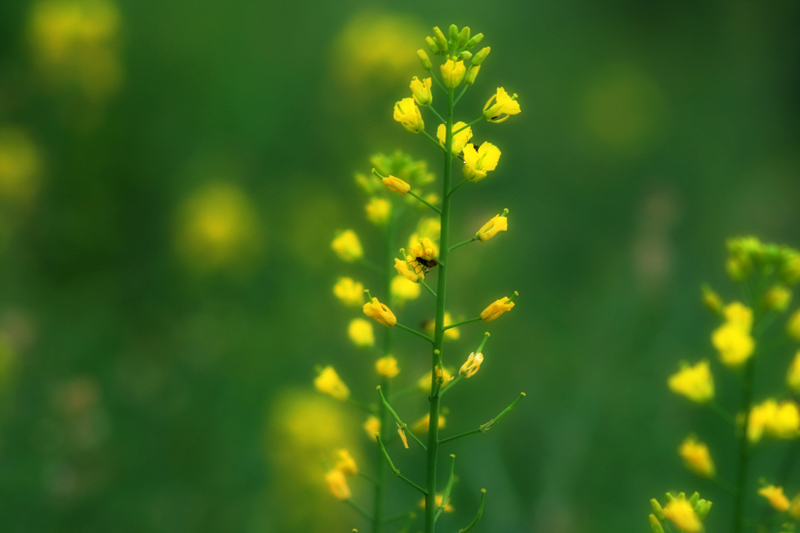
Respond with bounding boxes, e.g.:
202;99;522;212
650;492;712;533
661;236;800;531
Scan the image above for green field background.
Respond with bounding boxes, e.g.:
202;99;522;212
1;1;799;531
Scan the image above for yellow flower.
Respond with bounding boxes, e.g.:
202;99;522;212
440;59;466;88
366;197;391;226
410;76;432;106
393;97;425;134
382;175;410;195
334;449;358;476
759;485;790;512
787;308;800;341
462;142;501;182
391;275;421;302
459;352;484;378
0;127;41;205
412;413;446;434
476;210;508;242
662;497;703;532
788;351;800;393
748;399;800;443
700;284;724;315
481;295;516;322
668;360;714;403
437;121;473;156
375;355;400;378
419;494;453;512
789;493;800;520
783;250;800;285
483;87;521;123
678;436;715;478
331;230;363;262
348;318;375;348
324;468;351;500
408;236;438;261
723;302;753;330
333;277;364;307
363;297;397;327
394;256;424;283
314;366;350;401
363;415;380;441
764;285;792;312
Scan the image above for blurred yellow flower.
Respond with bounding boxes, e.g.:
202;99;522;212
365;197;391;226
481;295;515;322
363;415;380;441
375;355;399;378
668;360;714;403
0;128;42;205
462;142;501;182
476;211;508;242
788;351;800;393
397;426;409;448
759;485;790;512
314;366;350;401
412;413;445;434
363;297;397;327
425;312;460;340
333;277;364;307
175;183;262;272
483;87;521;123
348;318;374;348
419;494;453;512
787;308;800;341
417;368;453;392
391;275;421;302
763;285;791;312
408;236;438;261
440;59;465;88
459;352;484;378
324;468;351;500
331;230;363;262
711;303;755;368
748;399;800;443
437;122;473;156
410;76;432;106
333;449;358;476
662;497;702;532
790;493;800;520
678;436;715;478
393;97;424;134
27;0;124;102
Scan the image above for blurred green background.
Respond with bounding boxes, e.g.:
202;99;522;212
1;1;799;532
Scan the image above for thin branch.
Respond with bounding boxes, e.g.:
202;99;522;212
375;435;428;495
458;489;486;532
395;322;434;344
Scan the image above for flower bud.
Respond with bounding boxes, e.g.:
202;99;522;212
650;499;666;521
465;33;484;49
433;27;448;54
648;514;664;533
457;26;470;48
410;76;432;106
458;51;472;61
448;24;458;42
425;36;440;55
472;46;491;66
440;59;466;89
465;65;480;86
417;49;432;70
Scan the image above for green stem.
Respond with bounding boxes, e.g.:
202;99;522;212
420;279;437;298
452;116;484;136
448;178;469;197
395;322;434;344
422;130;447;153
377;387;427;451
458;489;486;532
408;190;442;215
449;237;477;252
425;84;455;533
444;316;482;330
346;498;374;521
733;348;756;533
707;399;735;427
428;105;446;125
376;435;428;495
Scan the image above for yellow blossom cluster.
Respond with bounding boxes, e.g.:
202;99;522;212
324;449;358;500
678;436;715;478
650;493;712;533
747;398;800;443
668;360;714;403
711;302;755;368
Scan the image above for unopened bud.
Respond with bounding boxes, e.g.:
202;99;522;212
701;284;724;316
457;27;470;48
465;33;484;49
448;24;458;42
433;27;448;53
649;514;664;533
458;51;472;61
695;499;712;519
465;65;480;86
425;36;440;55
417;49;432;70
763;285;792;312
650;499;665;521
472;47;491;66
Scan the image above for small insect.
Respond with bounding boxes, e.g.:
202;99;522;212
414;256;438;275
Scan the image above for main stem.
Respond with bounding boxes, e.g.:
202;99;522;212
374;216;398;533
425;87;454;533
733;354;755;533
